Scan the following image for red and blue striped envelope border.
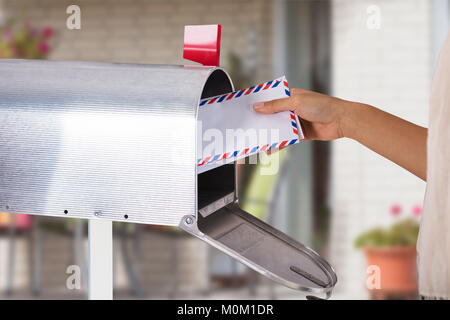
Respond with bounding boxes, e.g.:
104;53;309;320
197;77;302;167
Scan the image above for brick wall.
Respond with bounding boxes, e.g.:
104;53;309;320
3;0;274;82
330;0;431;297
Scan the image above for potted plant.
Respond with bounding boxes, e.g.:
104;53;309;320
0;21;54;59
354;204;421;299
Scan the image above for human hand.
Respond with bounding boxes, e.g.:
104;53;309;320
254;88;427;180
253;88;351;141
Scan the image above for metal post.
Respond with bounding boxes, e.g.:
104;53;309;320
74;219;87;292
31;217;42;296
6;213;16;296
88;219;113;300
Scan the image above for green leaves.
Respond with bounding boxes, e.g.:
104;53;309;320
0;22;54;59
354;218;420;249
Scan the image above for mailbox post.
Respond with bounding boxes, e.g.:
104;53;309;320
88;220;113;300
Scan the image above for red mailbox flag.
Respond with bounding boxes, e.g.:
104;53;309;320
183;24;221;67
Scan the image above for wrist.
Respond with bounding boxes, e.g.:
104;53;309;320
336;100;367;140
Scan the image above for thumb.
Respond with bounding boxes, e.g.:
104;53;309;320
253;96;293;114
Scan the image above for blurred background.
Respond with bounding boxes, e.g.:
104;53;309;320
0;0;449;300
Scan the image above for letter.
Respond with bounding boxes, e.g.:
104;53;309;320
259;128;280;175
204;307;211;318
203;128;224;158
267;305;274;315
66;264;81;290
222;305;231;314
240;305;250;314
187;306;193;315
366;5;381;30
66;5;81;30
366;264;381;289
226;128;258;154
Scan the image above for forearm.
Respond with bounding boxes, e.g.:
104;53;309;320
340;102;427;181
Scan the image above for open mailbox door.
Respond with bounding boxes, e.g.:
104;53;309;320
181;164;337;299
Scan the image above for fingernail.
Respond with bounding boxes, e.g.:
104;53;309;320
254;102;264;109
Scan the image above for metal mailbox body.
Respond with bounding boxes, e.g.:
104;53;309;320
0;59;337;298
0;59;232;225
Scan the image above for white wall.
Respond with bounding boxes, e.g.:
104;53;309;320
330;0;432;297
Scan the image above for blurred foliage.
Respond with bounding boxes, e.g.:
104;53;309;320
312;203;330;251
241;150;288;220
38;217;73;235
227;51;253;90
0;20;54;59
354;218;420;248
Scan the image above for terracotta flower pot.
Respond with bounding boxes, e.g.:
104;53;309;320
0;212;12;227
364;246;417;293
0;212;32;230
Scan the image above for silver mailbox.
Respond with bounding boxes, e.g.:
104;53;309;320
0;59;337;299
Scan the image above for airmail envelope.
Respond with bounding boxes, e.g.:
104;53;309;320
197;76;304;174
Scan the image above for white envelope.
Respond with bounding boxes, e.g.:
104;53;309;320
197;76;303;173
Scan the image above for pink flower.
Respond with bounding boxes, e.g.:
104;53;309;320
37;42;50;54
412;205;422;217
389;204;402;216
3;28;12;42
10;46;18;57
42;26;53;39
26;23;39;36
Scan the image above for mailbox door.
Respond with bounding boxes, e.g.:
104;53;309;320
181;202;337;299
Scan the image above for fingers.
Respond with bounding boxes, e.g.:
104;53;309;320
253;88;308;114
253;96;295;114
